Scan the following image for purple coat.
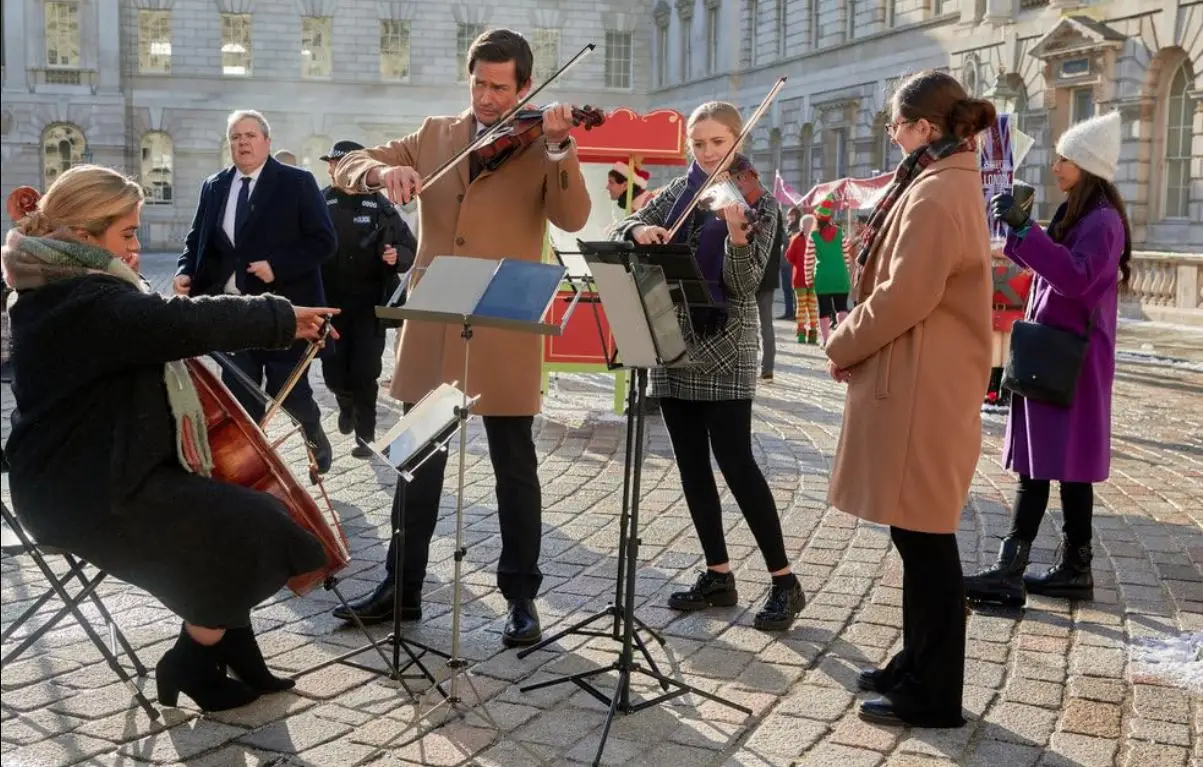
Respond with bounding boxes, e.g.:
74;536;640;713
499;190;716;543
1002;203;1124;483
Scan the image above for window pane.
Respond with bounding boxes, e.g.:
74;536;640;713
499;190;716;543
379;20;410;80
656;25;668;86
139;10;171;74
45;2;80;68
140;133;174;204
530;28;559;85
604;30;632;89
221;14;252;76
1071;89;1094;123
42;124;85;189
457;24;485;81
301;17;332;78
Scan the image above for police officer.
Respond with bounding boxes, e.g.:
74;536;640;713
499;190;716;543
319;140;416;457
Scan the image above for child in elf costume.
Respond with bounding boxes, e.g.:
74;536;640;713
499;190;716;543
811;193;852;345
784;213;818;343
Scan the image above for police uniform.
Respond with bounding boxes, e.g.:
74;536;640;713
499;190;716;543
318;140;416;453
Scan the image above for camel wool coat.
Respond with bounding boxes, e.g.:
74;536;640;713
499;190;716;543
334;111;591;416
825;152;993;535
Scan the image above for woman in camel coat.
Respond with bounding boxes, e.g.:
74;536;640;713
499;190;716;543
825;71;995;729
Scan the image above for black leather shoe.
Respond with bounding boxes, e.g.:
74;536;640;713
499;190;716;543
331;581;422;625
857;668;886;693
304;424;333;474
502;599;541;648
337;408;354;436
858;696;966;729
351;443;373;459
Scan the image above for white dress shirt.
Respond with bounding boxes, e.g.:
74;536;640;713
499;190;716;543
221;162;266;294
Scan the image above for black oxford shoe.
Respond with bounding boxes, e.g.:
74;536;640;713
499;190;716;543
858;697;966;729
331;581;422;625
502;599;541;648
857;668;887;693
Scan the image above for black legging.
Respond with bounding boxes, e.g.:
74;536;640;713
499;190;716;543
659;398;789;572
1008;475;1094;545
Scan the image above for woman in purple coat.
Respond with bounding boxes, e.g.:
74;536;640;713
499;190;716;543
965;111;1131;607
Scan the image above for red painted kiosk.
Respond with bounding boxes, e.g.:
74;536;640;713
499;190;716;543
542;108;688;413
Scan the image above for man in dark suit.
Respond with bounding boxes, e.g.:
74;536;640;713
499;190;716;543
175;109;337;471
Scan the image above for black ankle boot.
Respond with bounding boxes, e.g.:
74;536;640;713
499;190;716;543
753;577;805;631
1024;536;1093;601
668;570;737;611
216;626;295;693
156;627;259;711
965;537;1031;607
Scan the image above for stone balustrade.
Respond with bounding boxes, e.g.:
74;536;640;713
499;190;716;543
1122;251;1203;326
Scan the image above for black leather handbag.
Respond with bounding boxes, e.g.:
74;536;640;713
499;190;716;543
1002;307;1096;408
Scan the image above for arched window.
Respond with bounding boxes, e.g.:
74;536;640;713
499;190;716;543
42;123;86;189
1164;61;1196;220
299;135;332;177
140;132;173;204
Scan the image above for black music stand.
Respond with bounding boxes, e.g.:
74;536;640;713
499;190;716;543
522;241;750;767
361;256;579;765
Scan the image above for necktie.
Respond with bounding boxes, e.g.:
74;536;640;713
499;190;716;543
234;176;251;236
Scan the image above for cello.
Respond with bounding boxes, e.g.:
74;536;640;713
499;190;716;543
6;185;351;597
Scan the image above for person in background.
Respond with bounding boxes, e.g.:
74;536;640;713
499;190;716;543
964;111;1129;607
318;140;417;459
273;150;298;166
174;109;337;473
612;102;804;632
785;212;818;344
811;194;852;345
756;180;787;381
777;207;800;320
826;70;995;728
605;160;651;213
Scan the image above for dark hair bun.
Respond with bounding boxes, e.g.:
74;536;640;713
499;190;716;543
950;99;997;138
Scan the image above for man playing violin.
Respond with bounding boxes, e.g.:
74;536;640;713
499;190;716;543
331;28;591;647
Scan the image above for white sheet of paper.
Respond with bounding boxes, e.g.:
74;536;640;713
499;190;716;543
371;383;468;469
588;261;660;368
404;257;498;315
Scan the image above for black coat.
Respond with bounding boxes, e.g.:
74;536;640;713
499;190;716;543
177;157;336;307
320;186;416;307
757;212;785;293
4;276;325;626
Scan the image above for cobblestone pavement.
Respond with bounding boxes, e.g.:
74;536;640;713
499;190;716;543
2;255;1200;767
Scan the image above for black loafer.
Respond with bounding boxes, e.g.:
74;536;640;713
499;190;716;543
858;697;966;729
331;581;422;625
502;599;541;648
857;668;887;693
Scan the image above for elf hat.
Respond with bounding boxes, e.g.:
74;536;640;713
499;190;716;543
814;193;837;220
612;160;650;189
1055;111;1122;182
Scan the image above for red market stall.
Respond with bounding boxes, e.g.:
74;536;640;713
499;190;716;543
541;108;688;413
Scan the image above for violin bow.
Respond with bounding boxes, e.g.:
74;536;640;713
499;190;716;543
259;317;334;432
663;77;788;242
417;42;597;193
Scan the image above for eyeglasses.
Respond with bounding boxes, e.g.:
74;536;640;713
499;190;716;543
885;119;916;137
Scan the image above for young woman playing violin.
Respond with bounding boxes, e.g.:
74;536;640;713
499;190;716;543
612;101;805;632
2;166;339;712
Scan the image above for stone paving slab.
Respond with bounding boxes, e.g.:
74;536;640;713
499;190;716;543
1;254;1200;766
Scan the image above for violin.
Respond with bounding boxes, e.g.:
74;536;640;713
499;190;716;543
473;105;606;173
699;157;767;234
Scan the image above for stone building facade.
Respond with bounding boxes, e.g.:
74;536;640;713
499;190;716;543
0;0;653;248
651;0;1202;254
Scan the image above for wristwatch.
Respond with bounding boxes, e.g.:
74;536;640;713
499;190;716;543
548;137;572;152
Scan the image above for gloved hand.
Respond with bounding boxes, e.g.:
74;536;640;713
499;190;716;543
990;191;1031;231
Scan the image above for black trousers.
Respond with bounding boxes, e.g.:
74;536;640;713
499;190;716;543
1009;475;1094;545
223;343;322;432
385;412;542;600
659;398;789;572
322;307;386;439
878;526;965;720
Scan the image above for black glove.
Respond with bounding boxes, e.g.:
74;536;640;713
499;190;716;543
990;192;1031;230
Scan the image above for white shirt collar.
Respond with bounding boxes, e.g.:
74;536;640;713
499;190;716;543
234;161;266;182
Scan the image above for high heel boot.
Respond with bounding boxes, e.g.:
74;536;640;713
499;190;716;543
1024;536;1094;601
216;625;296;693
155;626;259;711
964;537;1031;607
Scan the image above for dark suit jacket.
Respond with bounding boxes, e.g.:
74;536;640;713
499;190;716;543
177;156;336;307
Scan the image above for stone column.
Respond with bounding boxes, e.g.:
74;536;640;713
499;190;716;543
95;0;121;91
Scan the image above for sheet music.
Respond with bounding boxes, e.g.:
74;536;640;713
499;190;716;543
588;261;660;367
403;257;497;316
631;263;688;364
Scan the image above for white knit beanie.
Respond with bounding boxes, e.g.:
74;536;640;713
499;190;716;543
1055;111;1122;182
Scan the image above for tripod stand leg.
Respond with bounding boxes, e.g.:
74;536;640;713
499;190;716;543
516;606;614;659
593;667;629;767
627;665;752;715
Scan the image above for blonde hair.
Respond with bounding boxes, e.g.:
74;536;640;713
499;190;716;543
687;101;744;151
16;165;143;238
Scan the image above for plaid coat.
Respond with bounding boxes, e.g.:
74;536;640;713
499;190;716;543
612;175;780;401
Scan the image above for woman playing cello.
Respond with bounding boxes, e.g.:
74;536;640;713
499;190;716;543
2;165;337;712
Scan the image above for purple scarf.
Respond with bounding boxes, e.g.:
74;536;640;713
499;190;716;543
665;161;730;308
